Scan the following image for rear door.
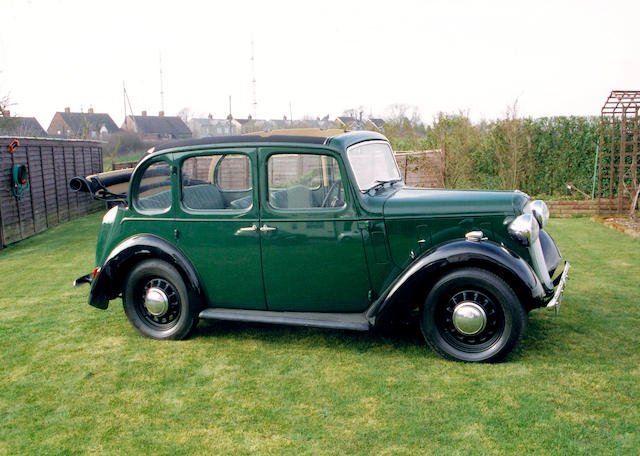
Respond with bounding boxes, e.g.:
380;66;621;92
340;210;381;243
174;148;265;309
258;147;371;312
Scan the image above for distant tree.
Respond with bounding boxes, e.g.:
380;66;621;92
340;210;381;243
178;107;193;124
103;131;146;166
0;92;19;131
427;111;480;188
383;103;426;150
341;107;363;119
482;101;532;190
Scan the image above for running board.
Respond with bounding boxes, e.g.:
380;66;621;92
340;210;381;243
199;308;371;331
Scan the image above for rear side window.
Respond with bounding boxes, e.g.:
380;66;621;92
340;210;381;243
135;161;172;212
181;154;252;210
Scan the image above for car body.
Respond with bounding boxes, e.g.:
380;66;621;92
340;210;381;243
73;130;569;362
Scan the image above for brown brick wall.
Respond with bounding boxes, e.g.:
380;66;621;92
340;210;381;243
546;199;622;218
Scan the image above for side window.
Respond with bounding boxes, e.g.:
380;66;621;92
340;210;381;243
267;153;345;209
181;154;252;210
135;161;172;212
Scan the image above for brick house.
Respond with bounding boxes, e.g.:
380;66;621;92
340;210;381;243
47;107;119;139
122;111;191;140
0;110;47;136
189;114;241;137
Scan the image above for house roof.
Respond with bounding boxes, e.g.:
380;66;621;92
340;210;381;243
336;116;357;125
56;111;118;134
368;118;386;128
129;115;191;136
0;117;47;136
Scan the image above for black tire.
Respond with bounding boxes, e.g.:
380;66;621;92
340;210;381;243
420;267;526;363
122;259;198;340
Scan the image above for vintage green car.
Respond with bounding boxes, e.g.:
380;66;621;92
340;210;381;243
73;130;569;362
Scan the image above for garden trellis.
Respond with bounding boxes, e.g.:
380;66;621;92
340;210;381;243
598;90;640;215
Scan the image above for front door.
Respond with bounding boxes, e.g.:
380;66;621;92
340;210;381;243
175;148;265;309
258;148;371;312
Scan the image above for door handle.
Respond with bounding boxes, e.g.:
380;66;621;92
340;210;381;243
237;224;258;233
260;224;277;232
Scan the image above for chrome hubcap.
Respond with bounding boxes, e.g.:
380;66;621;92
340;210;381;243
144;287;169;317
452;301;487;335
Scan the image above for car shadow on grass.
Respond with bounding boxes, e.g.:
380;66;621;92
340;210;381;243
192;317;430;355
188;309;574;362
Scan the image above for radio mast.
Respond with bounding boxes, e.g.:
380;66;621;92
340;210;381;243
159;52;165;113
251;40;257;119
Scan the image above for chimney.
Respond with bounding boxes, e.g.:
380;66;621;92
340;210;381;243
208;113;213;119
248;114;252;120
3;110;9;117
88;107;94;114
142;110;147;117
159;110;164;117
64;107;71;113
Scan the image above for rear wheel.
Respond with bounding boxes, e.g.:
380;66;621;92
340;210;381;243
420;267;526;363
123;259;198;340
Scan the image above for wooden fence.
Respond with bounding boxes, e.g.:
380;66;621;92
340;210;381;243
112;160;138;170
0;137;103;248
395;150;444;188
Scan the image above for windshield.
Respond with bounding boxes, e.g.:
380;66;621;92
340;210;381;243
347;141;402;191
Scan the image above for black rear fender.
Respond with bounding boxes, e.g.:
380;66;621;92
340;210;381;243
366;239;544;326
89;235;203;311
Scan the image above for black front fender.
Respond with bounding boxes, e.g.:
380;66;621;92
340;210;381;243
89;235;203;310
366;239;544;325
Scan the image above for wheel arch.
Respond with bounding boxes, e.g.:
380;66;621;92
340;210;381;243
89;234;204;311
366;239;543;326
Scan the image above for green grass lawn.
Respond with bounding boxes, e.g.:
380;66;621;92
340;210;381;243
0;214;638;455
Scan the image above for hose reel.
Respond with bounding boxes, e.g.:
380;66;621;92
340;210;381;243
11;164;29;200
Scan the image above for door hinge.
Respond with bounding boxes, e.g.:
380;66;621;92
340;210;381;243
357;220;370;230
174;228;180;239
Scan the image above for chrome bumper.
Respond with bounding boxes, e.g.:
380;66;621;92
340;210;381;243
546;262;570;315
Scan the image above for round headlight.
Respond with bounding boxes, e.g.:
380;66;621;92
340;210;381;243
508;213;540;247
530;200;549;228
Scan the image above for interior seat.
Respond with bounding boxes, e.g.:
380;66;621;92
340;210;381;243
271;185;314;209
183;184;226;209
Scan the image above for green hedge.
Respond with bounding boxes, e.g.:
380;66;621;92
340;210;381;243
388;115;600;197
520;117;599;197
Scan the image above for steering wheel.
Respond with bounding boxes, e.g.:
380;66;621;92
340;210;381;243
321;180;343;207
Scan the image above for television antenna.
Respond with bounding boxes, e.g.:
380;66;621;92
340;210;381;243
251;40;257;119
159;52;165;113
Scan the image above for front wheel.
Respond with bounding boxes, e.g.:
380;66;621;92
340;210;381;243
420;268;526;363
123;259;198;340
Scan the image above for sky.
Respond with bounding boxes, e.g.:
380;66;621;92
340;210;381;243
1;0;639;129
